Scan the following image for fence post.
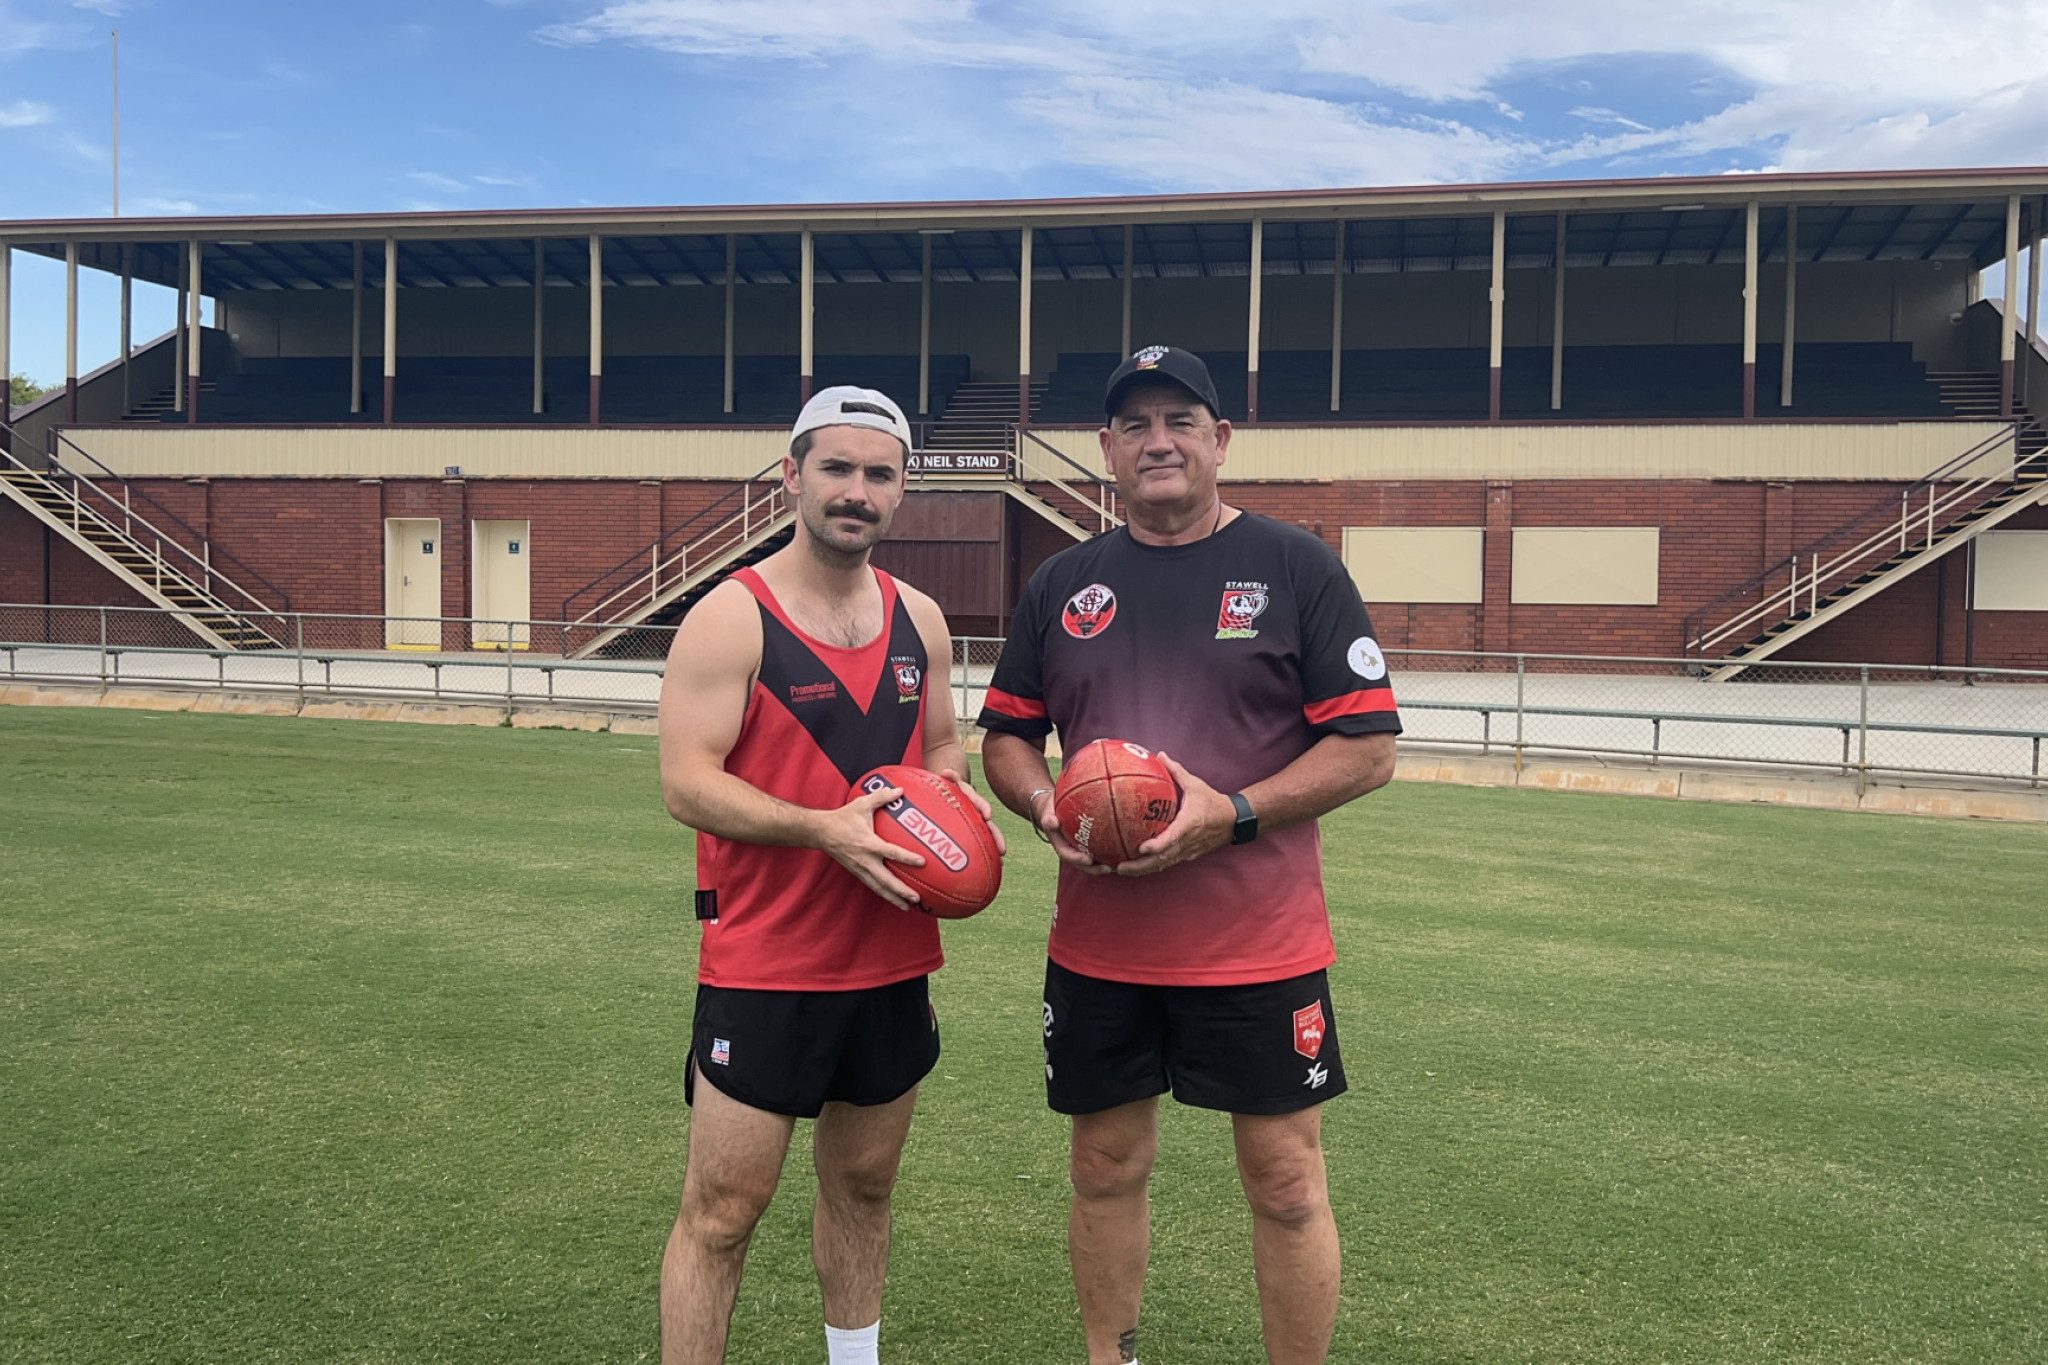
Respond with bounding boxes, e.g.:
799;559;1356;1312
506;622;516;718
1514;654;1525;774
98;606;107;684
295;613;305;702
1856;664;1870;796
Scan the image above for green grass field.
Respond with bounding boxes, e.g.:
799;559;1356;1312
1;706;2043;1364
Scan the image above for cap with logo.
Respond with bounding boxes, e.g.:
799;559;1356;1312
790;385;914;453
1103;345;1223;421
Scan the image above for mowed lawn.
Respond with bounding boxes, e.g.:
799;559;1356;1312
1;707;2043;1365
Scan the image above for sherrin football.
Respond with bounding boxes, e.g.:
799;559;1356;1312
1052;739;1181;868
852;765;1003;918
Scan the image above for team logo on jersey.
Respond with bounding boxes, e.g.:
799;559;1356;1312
892;658;922;704
1062;583;1118;639
1346;636;1387;681
1133;344;1169;369
1216;581;1269;639
1293;1002;1326;1060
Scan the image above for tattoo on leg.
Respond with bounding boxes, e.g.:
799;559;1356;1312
1118;1327;1138;1362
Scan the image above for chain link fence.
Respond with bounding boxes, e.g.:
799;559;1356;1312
5;606;2044;790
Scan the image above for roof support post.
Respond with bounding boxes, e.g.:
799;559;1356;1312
350;242;364;416
917;233;931;415
588;233;603;426
1120;224;1134;357
1781;206;1798;408
119;244;132;413
2023;197;2043;409
382;237;397;424
2002;194;2020;416
799;229;814;405
1742;199;1759;418
1550;212;1566;412
172;246;186;413
531;240;545;417
64;241;79;423
724;234;738;415
1488;210;1505;422
1017;225;1033;426
0;245;10;436
1246;216;1263;424
1329;221;1345;412
186;239;202;424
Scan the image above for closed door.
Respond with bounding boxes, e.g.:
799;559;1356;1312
384;518;441;649
471;520;531;649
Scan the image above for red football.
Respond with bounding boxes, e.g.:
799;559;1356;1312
1052;739;1181;868
852;765;1003;918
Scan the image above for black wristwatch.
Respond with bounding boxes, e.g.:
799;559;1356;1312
1228;792;1259;845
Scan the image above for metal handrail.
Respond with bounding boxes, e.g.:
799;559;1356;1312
558;460;786;622
1683;417;2040;656
1012;427;1123;532
564;477;792;629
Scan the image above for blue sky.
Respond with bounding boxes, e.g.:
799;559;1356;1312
3;0;2043;386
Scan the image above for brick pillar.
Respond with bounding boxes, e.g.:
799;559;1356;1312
1481;478;1514;656
442;479;468;652
361;480;384;633
1762;481;1794;577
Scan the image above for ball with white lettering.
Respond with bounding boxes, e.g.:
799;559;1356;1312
1052;739;1180;868
853;765;1003;918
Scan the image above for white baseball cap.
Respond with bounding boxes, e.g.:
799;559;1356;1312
790;385;914;454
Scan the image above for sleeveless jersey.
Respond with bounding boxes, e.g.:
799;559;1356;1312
695;566;944;991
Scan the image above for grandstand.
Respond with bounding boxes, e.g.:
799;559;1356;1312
2;168;2045;663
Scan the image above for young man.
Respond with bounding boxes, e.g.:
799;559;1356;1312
978;347;1401;1365
656;386;1002;1365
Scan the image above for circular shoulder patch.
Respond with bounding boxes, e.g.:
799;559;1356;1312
1346;636;1387;681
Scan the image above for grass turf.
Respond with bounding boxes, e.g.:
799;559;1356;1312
0;705;2043;1363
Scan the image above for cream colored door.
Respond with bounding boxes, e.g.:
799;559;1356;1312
384;518;442;649
471;520;532;649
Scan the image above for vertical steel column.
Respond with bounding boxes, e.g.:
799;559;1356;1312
1488;210;1505;422
382;237;397;423
799;229;815;404
1017;225;1033;426
1120;224;1134;357
186;239;202;423
588;233;603;425
2001;195;2020;416
1246;216;1263;424
724;234;738;415
532;239;545;416
119;244;132;412
2024;199;2043;406
917;233;931;415
65;242;79;422
1781;205;1798;408
172;246;186;412
350;242;364;415
1550;211;1566;411
1742;199;1759;418
1329;220;1345;412
0;245;10;435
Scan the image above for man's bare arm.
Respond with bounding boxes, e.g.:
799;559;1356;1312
981;731;1108;875
657;580;926;908
901;587;1006;856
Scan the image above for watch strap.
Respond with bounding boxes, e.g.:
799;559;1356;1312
1228;792;1258;845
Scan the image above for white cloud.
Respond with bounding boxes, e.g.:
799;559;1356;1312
129;195;198;215
0;99;57;127
406;170;468;193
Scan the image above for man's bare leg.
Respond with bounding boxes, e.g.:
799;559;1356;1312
810;1086;920;1329
661;1065;798;1365
1069;1098;1160;1365
1232;1107;1339;1365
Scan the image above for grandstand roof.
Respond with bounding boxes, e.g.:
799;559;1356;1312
4;166;2043;293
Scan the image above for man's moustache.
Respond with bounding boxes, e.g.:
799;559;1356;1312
823;503;881;523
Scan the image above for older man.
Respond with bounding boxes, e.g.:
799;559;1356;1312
979;347;1401;1365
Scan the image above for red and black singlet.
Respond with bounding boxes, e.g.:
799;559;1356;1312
695;566;943;991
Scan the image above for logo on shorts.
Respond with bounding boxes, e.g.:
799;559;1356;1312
1293;1002;1326;1060
1216;581;1268;640
892;657;922;704
1062;583;1118;639
710;1037;731;1066
1305;1062;1329;1089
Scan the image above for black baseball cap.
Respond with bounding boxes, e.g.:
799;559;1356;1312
1103;345;1222;421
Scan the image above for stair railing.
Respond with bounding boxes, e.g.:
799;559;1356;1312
560;461;791;629
2;420;290;623
1012;428;1123;533
1684;417;2040;658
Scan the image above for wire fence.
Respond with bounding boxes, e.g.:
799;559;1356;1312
5;604;2047;791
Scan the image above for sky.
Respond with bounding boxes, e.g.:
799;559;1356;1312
2;0;2044;386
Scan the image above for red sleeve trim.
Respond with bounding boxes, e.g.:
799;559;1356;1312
1303;687;1397;725
984;687;1048;720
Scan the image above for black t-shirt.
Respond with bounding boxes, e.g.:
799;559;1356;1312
979;511;1399;986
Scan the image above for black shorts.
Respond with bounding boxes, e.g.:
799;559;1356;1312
686;976;940;1119
1042;959;1345;1117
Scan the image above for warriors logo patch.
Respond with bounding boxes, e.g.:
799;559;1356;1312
892;658;922;704
1133;344;1169;369
1216;581;1269;640
1293;1002;1326;1060
1062;583;1118;639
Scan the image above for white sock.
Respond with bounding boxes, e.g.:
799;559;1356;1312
825;1320;880;1365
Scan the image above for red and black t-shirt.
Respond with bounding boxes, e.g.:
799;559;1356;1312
696;566;943;991
978;513;1399;987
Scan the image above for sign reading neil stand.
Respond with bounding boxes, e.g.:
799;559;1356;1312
907;451;1008;476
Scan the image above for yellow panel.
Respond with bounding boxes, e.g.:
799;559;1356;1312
1972;531;2048;612
1512;527;1660;605
1342;527;1485;604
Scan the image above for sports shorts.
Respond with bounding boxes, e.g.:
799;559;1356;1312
686;975;939;1119
1041;959;1345;1116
